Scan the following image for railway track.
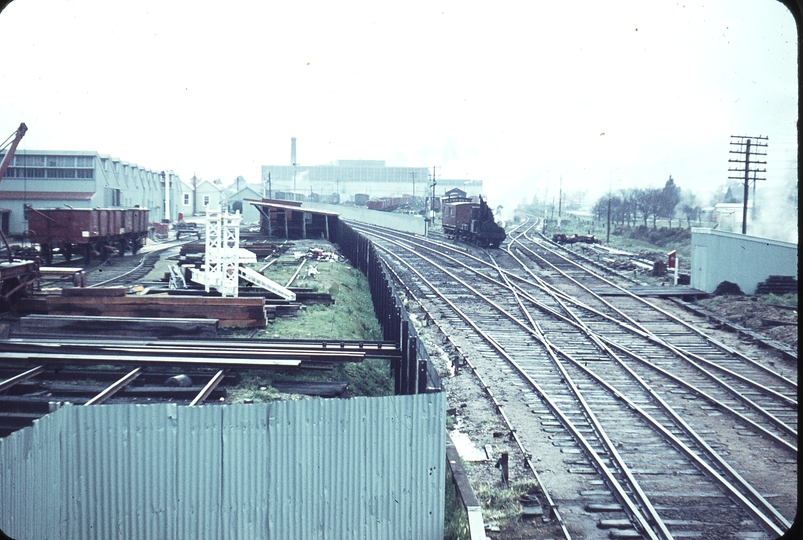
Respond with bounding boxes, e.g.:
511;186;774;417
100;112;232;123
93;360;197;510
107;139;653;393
351;221;796;539
38;238;191;289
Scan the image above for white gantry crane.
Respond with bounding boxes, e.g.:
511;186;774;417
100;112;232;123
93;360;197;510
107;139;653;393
190;209;295;300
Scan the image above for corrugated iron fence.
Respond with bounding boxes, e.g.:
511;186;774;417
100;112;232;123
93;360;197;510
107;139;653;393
0;393;445;540
336;222;443;395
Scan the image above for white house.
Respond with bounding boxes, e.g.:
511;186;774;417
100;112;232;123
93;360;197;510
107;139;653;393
227;185;263;224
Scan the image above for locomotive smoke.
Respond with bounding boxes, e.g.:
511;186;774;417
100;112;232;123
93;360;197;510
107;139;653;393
749;176;798;244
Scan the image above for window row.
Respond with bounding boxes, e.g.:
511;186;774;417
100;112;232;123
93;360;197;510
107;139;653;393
12;155;95;168
4;168;94;179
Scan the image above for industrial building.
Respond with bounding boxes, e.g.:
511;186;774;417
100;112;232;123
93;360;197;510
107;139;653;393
261;138;483;204
0;150;182;237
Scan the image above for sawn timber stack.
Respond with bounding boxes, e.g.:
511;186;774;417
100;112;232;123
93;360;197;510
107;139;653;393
23;292;267;328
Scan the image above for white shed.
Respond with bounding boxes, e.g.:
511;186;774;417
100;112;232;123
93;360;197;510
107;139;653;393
690;228;798;294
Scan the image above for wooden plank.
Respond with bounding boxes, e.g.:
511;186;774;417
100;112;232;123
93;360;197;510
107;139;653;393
62;287;128;297
104;305;262;318
45;309;264;327
18;315;219;339
46;295;265;306
217;319;264;328
39;295;266;327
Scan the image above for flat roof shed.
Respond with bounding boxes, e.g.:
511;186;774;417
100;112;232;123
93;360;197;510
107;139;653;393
690;228;798;294
246;199;340;240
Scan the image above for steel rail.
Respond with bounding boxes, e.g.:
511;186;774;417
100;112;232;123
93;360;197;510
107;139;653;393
355;222;796;395
370;228;792;536
96;346;364;361
366;224;797;434
358;224;799;441
373;240;663;539
189;370;226;406
597;335;797;453
489;254;673;538
83;237;197;288
501;270;798;449
513;226;797;395
527;231;797;389
513;269;798;414
0;341;368;361
0;352;302;368
87;252;153;288
84;367;142;406
499;233;799;447
509;234;798;435
380;257;570;540
0;365;45;392
4;337;399;356
543;229;799;361
556;345;790;536
489;250;793;534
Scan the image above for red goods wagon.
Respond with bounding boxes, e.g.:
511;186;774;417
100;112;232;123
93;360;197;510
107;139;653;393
441;201;474;234
27;207;150;265
441;197;506;249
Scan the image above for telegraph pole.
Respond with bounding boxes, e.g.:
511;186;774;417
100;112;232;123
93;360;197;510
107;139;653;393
430;166;439;222
728;135;767;234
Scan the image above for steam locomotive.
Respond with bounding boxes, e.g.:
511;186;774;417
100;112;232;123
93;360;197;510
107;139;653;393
441;196;506;249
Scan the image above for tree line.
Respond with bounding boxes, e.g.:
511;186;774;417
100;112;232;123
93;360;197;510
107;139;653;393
592;176;703;229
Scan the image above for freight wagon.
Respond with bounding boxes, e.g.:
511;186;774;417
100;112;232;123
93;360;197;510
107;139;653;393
366;195;411;212
27;208;150;265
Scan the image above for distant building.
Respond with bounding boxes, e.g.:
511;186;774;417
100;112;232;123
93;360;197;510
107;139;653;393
443;187;470;202
227;185;263;224
0;150;177;236
194;179;224;215
713;202;753;233
261;158;483;203
175;176;227;220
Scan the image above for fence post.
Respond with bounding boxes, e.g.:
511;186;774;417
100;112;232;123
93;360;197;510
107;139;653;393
418;359;428;394
399;320;409;394
406;336;418;394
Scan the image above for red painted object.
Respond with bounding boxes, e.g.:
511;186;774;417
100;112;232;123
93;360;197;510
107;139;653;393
27;207;150;264
667;250;677;269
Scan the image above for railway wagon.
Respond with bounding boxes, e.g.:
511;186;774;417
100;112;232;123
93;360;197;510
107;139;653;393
552;233;600;245
366;196;408;212
442;197;506;249
27;208;150;264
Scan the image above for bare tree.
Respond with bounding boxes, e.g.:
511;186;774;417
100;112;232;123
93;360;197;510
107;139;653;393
660;176;681;227
620;189;638;226
631;189;649;227
680;191;701;229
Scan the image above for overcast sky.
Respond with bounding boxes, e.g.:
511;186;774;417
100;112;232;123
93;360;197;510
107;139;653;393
0;0;797;218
